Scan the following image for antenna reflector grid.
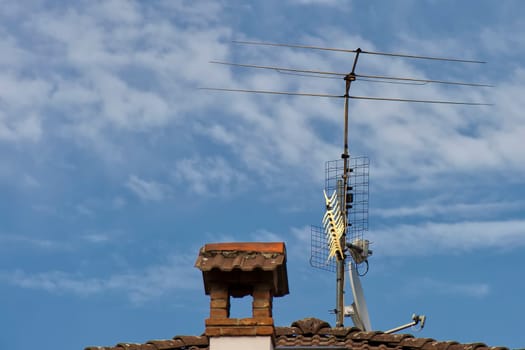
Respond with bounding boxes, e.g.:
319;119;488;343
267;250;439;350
310;225;334;272
310;156;369;272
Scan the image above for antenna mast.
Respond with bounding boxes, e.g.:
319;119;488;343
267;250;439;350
335;48;362;327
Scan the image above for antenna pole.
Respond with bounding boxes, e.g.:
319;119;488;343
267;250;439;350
336;180;345;328
336;49;361;328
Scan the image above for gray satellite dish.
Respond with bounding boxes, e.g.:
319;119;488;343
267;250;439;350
345;262;372;331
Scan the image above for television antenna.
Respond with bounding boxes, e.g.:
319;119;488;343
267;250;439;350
202;40;491;330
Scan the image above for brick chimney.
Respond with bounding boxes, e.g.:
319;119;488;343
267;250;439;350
195;242;289;350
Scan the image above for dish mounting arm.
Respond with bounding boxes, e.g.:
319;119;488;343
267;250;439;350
384;314;426;334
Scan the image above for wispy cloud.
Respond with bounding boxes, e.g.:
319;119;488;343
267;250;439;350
82;231;114;244
370;219;525;256
408;277;490;298
375;200;525;219
0;0;232;162
173;156;248;196
250;229;285;242
0;234;72;251
126;175;169;201
0;255;199;304
21;174;40;189
291;0;350;6
0;230;122;251
1;0;523;195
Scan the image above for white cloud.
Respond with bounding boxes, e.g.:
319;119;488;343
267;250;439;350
82;233;110;244
0;0;232;160
75;203;94;216
196;26;525;193
156;0;223;25
284;226;313;260
0;230;122;250
0;73;48;142
290;226;312;247
410;278;490;298
370;219;525;256
80;229;124;244
0;255;199;304
1;0;522;193
375;200;525;219
173;156;248;196
250;229;284;242
112;196;126;209
0;234;71;251
479;14;525;57
291;0;351;7
21;174;40;188
126;175;169;201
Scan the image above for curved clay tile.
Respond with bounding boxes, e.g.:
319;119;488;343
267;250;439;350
291;317;332;335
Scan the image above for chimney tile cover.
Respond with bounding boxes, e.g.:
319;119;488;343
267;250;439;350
195;242;288;340
195;241;289;297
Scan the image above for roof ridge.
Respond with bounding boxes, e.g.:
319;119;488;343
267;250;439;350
86;317;510;350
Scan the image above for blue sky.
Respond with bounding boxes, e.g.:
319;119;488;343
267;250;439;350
1;1;524;349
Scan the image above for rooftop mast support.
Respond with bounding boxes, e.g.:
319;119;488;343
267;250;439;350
336;49;361;327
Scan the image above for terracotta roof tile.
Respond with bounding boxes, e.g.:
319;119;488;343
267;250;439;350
146;340;182;349
86;317;508;350
352;331;384;341
449;344;475;350
203;242;285;253
461;343;490;350
85;336;209;350
172;335;208;347
195;248;286;272
422;340;457;350
116;343;154;350
275;318;508;350
400;337;435;349
275;326;299;336
327;326;361;337
369;332;413;345
290;317;331;335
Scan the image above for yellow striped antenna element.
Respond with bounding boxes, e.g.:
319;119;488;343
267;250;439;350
323;190;345;261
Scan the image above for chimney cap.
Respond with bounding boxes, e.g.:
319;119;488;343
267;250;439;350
202;242;285;254
195;242;289;297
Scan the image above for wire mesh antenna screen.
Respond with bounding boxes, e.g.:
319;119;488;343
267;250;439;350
310;156;369;272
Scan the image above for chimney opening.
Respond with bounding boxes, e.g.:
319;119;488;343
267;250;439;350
229;294;253;319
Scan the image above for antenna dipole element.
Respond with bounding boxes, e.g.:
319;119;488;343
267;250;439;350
232;40;486;63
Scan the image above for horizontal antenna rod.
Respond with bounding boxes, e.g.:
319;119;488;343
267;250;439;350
356;74;493;87
199;87;492;105
232;40;486;64
211;61;492;87
199;87;342;98
211;60;341;76
351;95;492;106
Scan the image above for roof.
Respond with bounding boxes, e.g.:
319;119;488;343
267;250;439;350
84;318;508;350
194;242;289;297
84;335;208;350
275;318;507;350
